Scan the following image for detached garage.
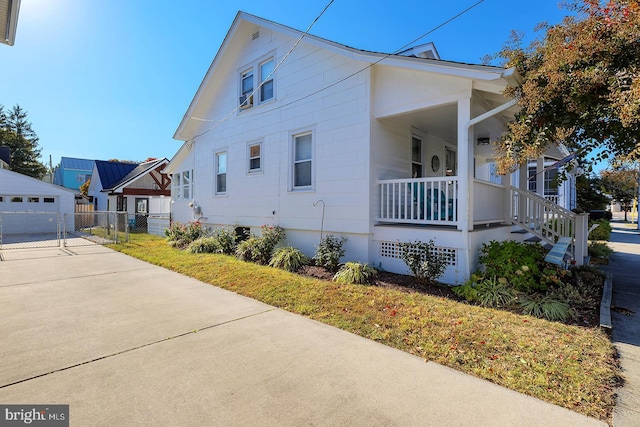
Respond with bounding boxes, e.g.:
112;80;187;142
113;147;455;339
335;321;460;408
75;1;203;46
0;168;76;240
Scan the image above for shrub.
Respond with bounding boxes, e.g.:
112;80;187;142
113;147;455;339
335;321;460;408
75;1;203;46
397;239;448;285
478;240;548;292
313;235;347;271
588;241;613;258
333;262;377;285
474;276;517;308
518;293;571;322
235;225;285;264
187;237;222;254
165;221;207;248
210;226;238;255
269;247;309;272
588;219;612;241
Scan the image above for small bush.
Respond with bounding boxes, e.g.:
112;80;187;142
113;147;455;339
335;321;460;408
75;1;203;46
333;262;377;285
210;226;238;255
475;276;517;308
519;293;571;322
397;239;448;285
588;241;613;258
588;219;612;241
269;247;309;272
165;221;207;248
187;237;222;254
235;225;285;264
478;240;548;292
313;235;347;271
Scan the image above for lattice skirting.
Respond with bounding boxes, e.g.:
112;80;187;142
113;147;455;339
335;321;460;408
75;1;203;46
379;241;458;266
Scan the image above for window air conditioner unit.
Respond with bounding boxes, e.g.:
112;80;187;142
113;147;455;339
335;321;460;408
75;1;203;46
239;94;253;109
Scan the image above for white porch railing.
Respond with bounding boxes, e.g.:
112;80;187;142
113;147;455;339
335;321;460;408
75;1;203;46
377;177;458;225
510;185;575;245
473;180;507;225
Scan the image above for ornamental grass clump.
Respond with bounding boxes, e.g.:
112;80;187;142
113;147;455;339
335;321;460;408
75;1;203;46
332;262;377;285
269;246;309;272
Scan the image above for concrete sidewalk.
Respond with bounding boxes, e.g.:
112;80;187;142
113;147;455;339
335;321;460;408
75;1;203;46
601;221;640;427
0;245;605;426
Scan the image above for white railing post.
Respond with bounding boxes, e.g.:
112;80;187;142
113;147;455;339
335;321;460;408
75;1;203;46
574;213;589;266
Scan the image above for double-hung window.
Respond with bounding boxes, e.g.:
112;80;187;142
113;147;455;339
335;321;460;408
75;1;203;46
260;59;274;102
239;55;275;109
173;173;181;200
248;142;262;173
292;132;313;189
182;170;191;199
216;151;227;194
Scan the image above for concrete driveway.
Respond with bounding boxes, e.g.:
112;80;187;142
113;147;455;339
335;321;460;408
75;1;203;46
0;245;606;426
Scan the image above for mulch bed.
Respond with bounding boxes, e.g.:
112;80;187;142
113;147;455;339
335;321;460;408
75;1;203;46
298;265;463;300
297;265;602;328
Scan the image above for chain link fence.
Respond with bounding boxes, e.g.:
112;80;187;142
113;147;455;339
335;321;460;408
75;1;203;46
64;212;128;246
0;211;131;250
0;212;61;249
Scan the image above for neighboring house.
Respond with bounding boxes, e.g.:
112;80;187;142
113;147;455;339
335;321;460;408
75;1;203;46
0;0;20;46
165;12;586;284
53;157;95;191
88;160;139;211
0;168;75;233
99;157;171;221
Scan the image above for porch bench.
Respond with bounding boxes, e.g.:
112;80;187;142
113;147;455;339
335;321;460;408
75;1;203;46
544;236;573;268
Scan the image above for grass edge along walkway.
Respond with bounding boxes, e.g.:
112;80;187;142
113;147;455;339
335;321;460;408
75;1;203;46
109;234;620;422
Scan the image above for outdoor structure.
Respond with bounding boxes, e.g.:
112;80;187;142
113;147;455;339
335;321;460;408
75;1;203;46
0;0;20;46
165;12;586;284
53;157;95;191
88;158;171;232
0;168;75;237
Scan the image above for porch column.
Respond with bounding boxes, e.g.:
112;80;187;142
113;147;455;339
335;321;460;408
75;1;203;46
457;97;472;232
518;161;528;221
536;156;545;198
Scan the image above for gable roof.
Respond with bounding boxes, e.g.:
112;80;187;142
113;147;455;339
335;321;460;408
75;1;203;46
174;11;520;142
103;158;169;192
60;157;95;171
94;160;139;190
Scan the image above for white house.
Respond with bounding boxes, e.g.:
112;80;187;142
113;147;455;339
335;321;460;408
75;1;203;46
0;168;76;235
165;12;586;284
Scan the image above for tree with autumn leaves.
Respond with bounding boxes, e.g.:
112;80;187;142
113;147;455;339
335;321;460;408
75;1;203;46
493;0;640;175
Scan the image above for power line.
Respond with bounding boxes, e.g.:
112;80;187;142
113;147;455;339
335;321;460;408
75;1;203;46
188;0;335;140
188;0;484;140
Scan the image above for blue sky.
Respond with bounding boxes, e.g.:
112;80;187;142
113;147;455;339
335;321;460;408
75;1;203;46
1;0;571;168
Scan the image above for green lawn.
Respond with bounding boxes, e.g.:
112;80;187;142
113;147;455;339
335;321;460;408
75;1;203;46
109;233;620;422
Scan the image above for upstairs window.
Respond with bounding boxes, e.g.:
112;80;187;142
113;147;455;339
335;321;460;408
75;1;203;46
239;55;275;109
260;59;274;102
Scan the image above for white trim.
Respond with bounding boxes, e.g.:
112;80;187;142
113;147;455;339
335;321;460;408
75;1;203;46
247;140;263;174
289;128;315;192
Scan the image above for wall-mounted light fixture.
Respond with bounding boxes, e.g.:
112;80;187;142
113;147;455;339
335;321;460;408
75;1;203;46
476;137;490;145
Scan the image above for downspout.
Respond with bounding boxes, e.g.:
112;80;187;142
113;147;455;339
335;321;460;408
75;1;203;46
460;97;518;280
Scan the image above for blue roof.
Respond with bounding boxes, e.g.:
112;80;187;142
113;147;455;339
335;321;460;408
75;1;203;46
104;158;168;191
94;160;139;190
60;157;95;171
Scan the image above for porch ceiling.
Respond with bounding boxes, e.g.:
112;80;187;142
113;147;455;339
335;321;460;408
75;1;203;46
380;91;519;143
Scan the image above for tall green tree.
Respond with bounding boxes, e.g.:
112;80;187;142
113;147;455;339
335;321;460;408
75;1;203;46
576;173;610;211
0;104;47;178
493;0;640;174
